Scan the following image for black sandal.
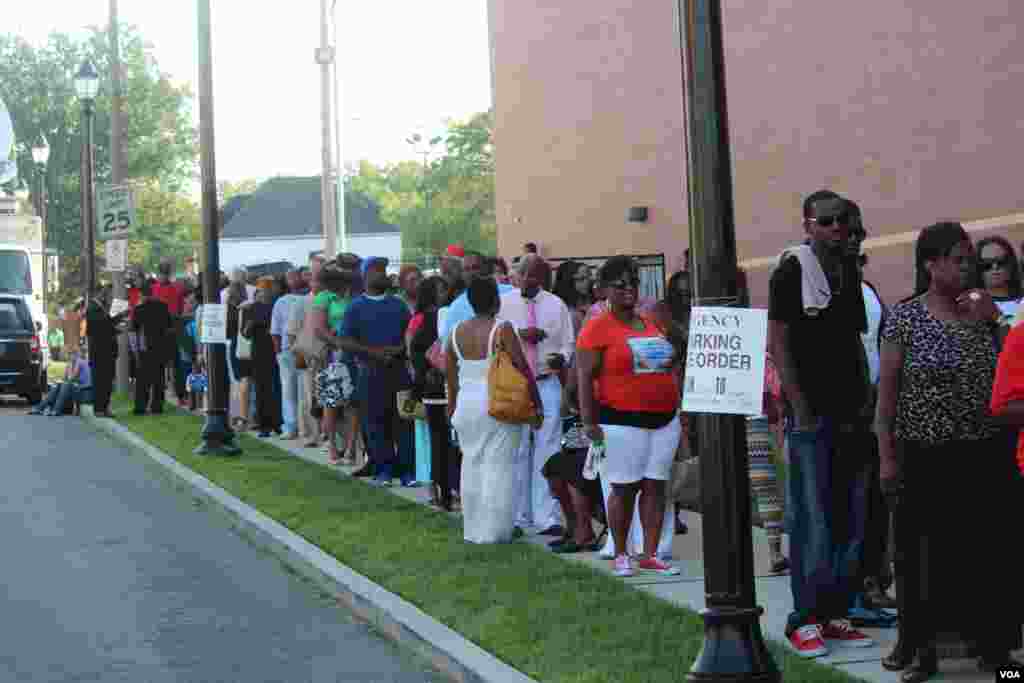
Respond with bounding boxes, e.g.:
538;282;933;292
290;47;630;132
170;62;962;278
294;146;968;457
900;650;937;683
978;654;1016;673
551;540;600;554
882;639;911;671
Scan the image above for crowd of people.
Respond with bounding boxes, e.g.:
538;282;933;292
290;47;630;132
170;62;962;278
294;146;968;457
36;188;1024;679
772;190;1023;681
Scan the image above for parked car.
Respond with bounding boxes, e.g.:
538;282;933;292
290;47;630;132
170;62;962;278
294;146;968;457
0;296;47;404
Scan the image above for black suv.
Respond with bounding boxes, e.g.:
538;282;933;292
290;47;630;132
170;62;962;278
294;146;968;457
0;297;46;404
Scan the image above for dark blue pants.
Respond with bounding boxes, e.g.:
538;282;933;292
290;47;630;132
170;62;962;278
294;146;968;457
37;382;93;414
359;365;414;483
785;417;872;632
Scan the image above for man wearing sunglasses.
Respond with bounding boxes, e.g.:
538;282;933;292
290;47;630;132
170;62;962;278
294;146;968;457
769;190;874;657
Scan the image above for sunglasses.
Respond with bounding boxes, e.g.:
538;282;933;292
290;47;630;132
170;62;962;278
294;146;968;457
980;257;1012;272
607;278;640;290
807;213;851;228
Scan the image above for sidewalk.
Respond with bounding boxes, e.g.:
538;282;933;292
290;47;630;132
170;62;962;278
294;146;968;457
259;431;1011;683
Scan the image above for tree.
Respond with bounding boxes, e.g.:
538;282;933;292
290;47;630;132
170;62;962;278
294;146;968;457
0;26;197;288
126;181;200;274
345;111;497;267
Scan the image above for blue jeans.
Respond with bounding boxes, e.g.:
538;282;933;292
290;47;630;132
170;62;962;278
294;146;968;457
785;417;872;631
36;382;92;414
277;351;299;435
359;364;414;484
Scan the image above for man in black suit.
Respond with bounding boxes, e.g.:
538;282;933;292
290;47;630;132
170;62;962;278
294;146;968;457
132;280;173;415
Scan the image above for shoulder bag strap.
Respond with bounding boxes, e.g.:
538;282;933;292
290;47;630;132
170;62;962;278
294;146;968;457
487;319;503;359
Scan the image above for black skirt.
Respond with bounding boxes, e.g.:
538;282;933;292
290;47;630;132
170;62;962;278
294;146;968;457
897;433;1023;658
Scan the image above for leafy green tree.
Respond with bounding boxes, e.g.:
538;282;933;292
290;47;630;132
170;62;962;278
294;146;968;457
0;25;197;289
124;181;200;274
345;111;496;267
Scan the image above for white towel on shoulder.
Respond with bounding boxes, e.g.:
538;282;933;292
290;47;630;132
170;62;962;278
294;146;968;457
776;244;831;317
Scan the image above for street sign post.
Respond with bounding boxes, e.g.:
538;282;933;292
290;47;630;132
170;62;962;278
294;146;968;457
96;184;136;241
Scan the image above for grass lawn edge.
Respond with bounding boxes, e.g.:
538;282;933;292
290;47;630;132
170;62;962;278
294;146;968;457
96;394;864;683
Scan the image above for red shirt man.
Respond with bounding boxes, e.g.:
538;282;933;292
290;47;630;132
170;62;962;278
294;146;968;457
152;261;188;316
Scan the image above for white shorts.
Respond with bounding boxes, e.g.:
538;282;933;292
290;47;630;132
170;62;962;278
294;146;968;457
601;418;681;485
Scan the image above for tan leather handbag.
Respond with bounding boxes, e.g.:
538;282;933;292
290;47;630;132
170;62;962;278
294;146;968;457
487;323;537;425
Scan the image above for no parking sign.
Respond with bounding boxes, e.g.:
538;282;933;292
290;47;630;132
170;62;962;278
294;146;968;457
681;307;768;416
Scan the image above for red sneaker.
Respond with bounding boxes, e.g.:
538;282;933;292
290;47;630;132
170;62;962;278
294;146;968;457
821;620;874;648
636;556;681;576
788;623;828;658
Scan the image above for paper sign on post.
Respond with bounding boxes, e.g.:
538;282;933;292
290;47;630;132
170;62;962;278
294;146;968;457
109;298;130;318
681;306;768;416
198;304;227;344
105;239;127;271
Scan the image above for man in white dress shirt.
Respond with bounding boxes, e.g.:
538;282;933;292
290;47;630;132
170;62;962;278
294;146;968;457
500;255;575;535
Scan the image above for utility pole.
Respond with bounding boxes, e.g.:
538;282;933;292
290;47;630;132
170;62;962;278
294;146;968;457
332;0;347;255
317;0;337;258
110;0;131;393
678;2;778;681
195;0;239;456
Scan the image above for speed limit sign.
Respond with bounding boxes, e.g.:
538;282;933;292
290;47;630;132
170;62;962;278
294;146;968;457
96;184;136;241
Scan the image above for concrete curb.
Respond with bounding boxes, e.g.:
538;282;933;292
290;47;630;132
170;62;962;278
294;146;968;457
83;411;538;683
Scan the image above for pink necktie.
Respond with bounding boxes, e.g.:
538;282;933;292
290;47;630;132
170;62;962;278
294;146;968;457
526;297;538;376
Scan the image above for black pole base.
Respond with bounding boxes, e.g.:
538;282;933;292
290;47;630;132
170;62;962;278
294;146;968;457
195;412;241;456
687;605;780;683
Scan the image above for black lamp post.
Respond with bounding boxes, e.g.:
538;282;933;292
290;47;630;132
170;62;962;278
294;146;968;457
195;0;240;456
677;1;780;681
74;60;99;300
31;137;50;305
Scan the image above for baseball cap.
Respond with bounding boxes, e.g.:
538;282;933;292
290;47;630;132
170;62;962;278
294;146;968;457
361;256;388;276
445;245;465;259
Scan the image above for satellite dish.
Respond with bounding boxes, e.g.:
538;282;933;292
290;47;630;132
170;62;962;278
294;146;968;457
0;97;17;185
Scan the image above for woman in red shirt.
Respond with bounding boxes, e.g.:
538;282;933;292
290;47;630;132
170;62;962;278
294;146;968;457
577;256;682;577
990;321;1024;476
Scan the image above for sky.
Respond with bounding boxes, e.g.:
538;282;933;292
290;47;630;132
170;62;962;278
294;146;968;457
5;0;493;183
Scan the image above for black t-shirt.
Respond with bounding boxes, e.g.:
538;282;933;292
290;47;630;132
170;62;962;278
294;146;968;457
768;253;868;420
133;300;172;358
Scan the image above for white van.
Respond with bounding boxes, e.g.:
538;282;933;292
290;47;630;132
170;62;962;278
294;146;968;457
0;244;48;363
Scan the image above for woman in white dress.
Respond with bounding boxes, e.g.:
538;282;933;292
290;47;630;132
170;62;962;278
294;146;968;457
446;277;543;544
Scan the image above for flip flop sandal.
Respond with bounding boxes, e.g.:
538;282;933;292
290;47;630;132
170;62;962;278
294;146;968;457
552;541;600;554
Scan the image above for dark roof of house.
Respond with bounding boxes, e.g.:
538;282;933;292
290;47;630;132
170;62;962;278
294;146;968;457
220;194;251;226
221;176;400;240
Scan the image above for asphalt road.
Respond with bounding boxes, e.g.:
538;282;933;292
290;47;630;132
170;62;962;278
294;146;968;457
0;397;444;683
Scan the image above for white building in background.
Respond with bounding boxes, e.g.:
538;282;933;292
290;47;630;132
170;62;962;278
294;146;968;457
219;176;401;274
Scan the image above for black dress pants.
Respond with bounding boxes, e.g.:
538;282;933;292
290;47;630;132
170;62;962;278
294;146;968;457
252;355;277;432
135;351;167;414
426;404;458;508
92;354;115;414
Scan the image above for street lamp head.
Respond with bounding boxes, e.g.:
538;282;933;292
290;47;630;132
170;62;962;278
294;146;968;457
74;60;100;101
31;135;50;165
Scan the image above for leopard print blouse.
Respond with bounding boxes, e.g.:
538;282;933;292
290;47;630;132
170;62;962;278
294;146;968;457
882;296;1002;444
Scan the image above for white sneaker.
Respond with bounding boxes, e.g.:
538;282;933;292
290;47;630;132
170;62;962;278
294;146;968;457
612;554;634;577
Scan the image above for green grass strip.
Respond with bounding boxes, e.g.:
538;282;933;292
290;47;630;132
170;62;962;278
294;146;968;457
106;394;860;683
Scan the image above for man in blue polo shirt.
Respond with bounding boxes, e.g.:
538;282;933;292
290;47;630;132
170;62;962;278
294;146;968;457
437;250;515;346
339;256;414;486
